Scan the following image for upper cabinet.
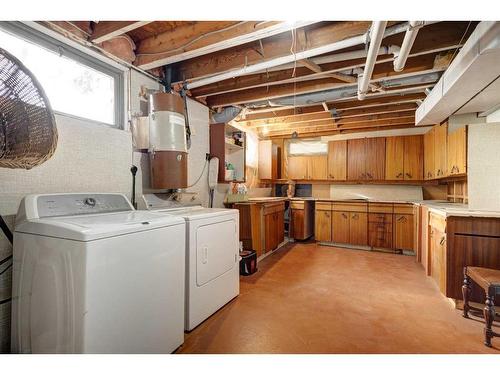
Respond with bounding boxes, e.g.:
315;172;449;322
327;140;347;181
347;138;385;181
434;122;448;178
288;155;327;180
424;128;435;180
385;135;423;181
258;140;279;180
447;126;467;176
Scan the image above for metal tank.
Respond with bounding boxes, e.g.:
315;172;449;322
148;92;188;189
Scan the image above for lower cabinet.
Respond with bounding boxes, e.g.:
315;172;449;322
368;213;393;249
315;202;332;242
430;225;447;295
234;201;285;257
290;200;314;240
349;212;368;246
331;211;349;243
394;214;414;250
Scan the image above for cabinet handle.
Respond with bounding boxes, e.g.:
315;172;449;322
360;173;366;179
325;212;330;218
396;172;403;178
439;236;446;245
342;213;348;219
367;173;373;179
456;166;460;173
405;173;412;179
352;214;359;219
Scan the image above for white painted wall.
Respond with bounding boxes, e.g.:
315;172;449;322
467;122;500;211
329;185;423;201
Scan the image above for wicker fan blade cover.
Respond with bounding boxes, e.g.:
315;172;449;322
0;47;57;169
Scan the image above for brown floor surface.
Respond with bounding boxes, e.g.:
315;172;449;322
177;242;499;354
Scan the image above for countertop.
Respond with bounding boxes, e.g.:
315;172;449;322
244;197;500;218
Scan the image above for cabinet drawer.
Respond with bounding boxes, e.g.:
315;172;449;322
368;203;394;214
290;201;305;210
368;213;393;224
316;202;332;211
393;204;415;215
263;202;285;215
332;202;368;212
429;212;446;233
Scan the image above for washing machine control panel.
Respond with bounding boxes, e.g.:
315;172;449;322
36;194;133;218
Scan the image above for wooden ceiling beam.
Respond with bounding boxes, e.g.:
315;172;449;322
259;112;416;132
265;124;428;139
91;21;152;44
135;21;319;69
243;104;417;128
174;21;374;82
264;118;416;137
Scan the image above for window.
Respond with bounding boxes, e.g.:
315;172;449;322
288;139;327;155
0;23;124;126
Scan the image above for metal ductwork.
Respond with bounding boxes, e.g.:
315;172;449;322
209;106;242;124
248;72;441;108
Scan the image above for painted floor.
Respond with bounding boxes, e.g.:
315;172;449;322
177;242;499;354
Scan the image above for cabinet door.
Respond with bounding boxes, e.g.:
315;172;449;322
365;138;385;180
434;123;448;178
307;155;328;180
368;222;393;249
327;140;347;180
264;213;274;252
315;209;332;242
277;210;285;245
404;135;423;180
349;212;368;246
424;128;435;180
347;139;366;180
385;137;404;180
430;228;447;294
258;140;277;180
332;211;350;243
447;127;467;176
290;208;304;239
394;214;414;250
287;156;308;179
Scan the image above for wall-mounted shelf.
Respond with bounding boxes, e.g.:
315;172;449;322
210;123;246;183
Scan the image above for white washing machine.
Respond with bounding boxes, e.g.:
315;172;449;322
143;194;240;331
11;193;186;354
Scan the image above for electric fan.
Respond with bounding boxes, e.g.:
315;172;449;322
0;47;57;170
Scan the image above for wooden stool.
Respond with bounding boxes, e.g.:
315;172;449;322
462;266;500;347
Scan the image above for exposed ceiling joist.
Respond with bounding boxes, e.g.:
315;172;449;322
135;21;318;70
91;21;152;44
206;54;442;107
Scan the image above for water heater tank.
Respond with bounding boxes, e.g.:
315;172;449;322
148;93;188;189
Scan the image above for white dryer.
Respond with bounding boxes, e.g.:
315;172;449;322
11;193;186;353
143;194;240;331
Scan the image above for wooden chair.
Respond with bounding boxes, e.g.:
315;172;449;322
462;266;500;347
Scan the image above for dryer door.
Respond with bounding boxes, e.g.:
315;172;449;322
196;219;238;286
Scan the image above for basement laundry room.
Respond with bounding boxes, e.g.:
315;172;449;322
0;0;500;372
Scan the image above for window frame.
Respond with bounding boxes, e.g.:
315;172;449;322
0;21;125;128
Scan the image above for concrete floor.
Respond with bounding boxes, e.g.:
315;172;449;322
177;242;499;354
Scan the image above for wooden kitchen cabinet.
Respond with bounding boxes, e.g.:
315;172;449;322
424;128;435;180
258;140;278;180
447;126;467;176
347;138;385;180
434;122;448;178
290;200;314;240
386;136;423;181
307;155;328;180
385;137;404;180
430;225;447;295
327;140;347;180
332;211;350;244
403;135;424;180
349;212;368;246
365;137;386;180
287;156;308;179
394;214;415;250
234;201;285;257
368;207;393;249
315;202;332;242
347;138;366;180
